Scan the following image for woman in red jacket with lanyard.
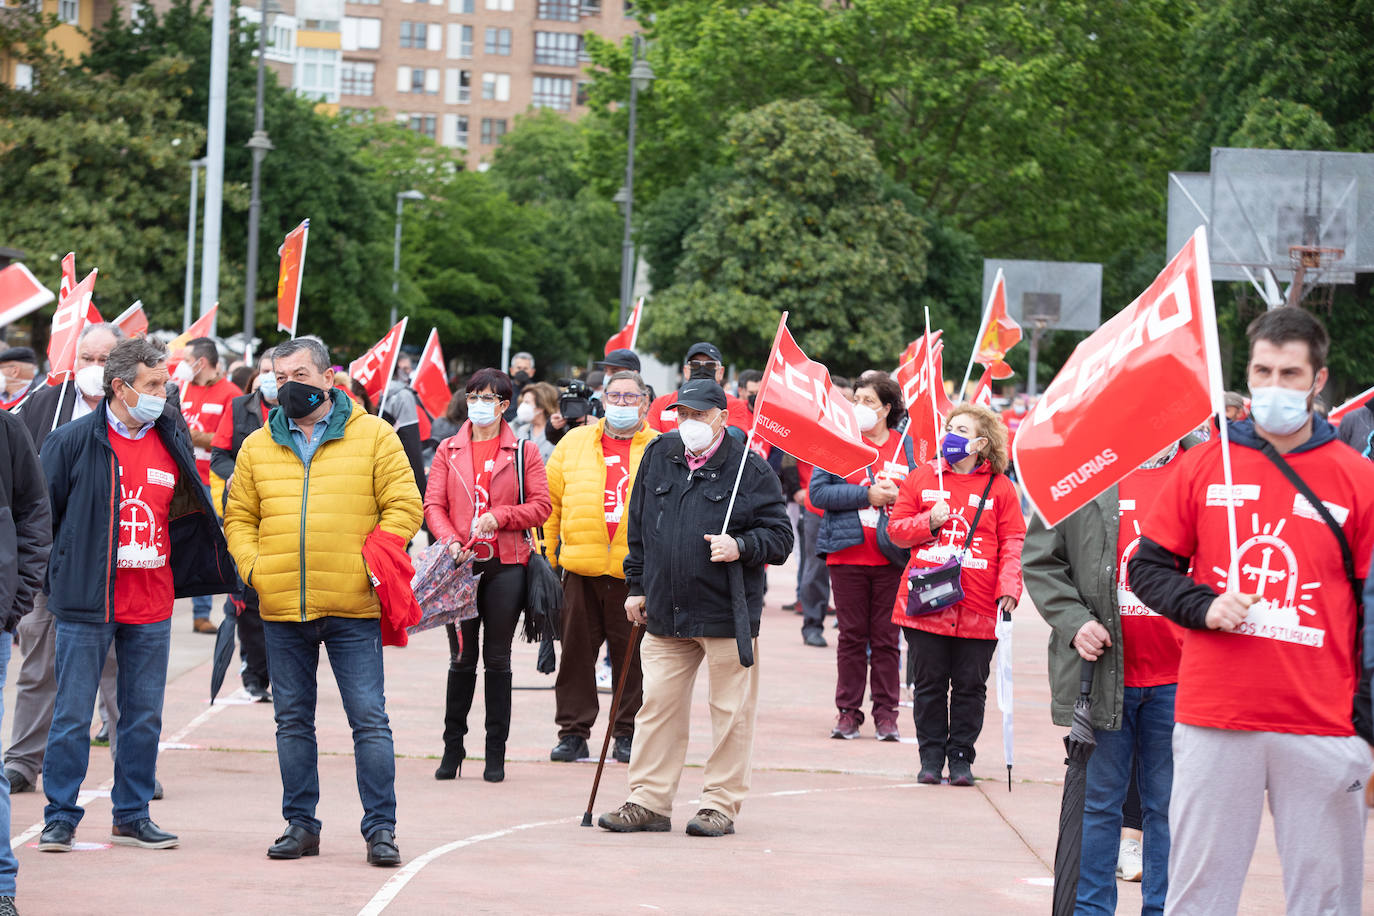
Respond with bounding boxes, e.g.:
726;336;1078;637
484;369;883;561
888;404;1024;787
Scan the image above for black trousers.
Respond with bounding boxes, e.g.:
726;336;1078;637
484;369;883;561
448;559;526;674
907;628;997;762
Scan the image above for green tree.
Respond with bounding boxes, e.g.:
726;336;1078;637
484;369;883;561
644;100;928;374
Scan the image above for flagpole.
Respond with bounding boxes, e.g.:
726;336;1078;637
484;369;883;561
376;316;408;421
1194;228;1239;587
629;297;643;351
924;307;945;493
719;312;787;536
958;269;1001;404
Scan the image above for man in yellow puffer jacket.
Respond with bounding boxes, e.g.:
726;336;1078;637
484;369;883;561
223;336;421;869
546;370;657;766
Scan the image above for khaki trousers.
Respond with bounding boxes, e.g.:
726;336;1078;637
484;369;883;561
626;633;760;822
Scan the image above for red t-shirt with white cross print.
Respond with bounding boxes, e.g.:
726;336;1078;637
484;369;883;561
109;428;179;624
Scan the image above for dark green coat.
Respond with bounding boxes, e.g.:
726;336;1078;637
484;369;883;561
1022;487;1124;730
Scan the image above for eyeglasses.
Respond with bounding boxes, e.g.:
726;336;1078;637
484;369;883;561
604;392;644;406
466;393;502;404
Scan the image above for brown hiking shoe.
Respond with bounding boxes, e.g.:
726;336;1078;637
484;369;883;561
597;802;670;833
685;808;735;837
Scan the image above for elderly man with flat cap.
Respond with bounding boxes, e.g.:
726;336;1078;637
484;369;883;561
598;378;792;838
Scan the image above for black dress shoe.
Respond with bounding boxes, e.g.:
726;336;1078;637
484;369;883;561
612;735;632;764
111;819;179;849
91;723;110;747
152;779;164;800
366;828;401;867
37;821;74;852
5;767;34;794
267;824;320;859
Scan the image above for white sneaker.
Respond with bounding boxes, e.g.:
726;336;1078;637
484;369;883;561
1116;835;1143;882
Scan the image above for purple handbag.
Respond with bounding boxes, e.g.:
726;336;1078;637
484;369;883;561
905;475;995;616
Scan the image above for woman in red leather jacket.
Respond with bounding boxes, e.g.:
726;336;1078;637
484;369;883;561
424;368;551;783
888;404;1024;787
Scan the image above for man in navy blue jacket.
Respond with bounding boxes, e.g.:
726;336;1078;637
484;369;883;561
35;338;234;854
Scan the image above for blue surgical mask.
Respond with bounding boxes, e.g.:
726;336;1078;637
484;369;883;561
257;373;278;401
1248;385;1311;436
468;400;498;427
124;389;166;425
941;432;979;464
604;404;641;430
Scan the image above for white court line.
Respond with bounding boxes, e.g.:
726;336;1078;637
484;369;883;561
9;688;246;849
357;782;927;915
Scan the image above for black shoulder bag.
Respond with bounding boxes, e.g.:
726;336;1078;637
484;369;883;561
905;473;996;616
515;438;563;642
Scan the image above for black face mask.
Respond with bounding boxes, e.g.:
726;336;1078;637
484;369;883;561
512;370;531;386
279;381;330;419
747;393;757;412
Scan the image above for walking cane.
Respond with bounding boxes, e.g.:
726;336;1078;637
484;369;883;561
581;621;644;827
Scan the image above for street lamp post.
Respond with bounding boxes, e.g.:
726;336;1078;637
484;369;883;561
618;34;654;327
243;0;276;343
392;190;425;327
184;158;207;330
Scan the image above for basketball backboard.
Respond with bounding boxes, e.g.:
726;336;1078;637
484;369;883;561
980;260;1102;331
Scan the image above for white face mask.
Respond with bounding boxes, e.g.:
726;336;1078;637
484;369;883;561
75;364;105;398
1249;384;1312;436
854;403;879;433
173;360;197;384
515;401;536;425
679;417;718;453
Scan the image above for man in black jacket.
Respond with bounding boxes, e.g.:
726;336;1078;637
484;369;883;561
0;406;51;911
36;338;235;854
598;379;792;838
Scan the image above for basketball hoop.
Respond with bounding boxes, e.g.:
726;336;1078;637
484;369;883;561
1287;245;1344;309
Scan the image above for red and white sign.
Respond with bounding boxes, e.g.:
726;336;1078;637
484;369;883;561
113;300;149;338
753;316;878;478
47;268;99;381
1329;385;1374;427
411;327;450;420
167;305;219;365
59;252;76;302
350;317;407;406
277;219;309;338
605;297;643;355
0;263;55;328
1013;226;1219;527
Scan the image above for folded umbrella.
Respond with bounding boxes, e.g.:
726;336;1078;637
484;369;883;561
209;612;238;704
408;537;480;636
1052;659;1097;916
994;609;1014;791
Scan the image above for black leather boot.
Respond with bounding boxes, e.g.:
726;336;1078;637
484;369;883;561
435;669;477;780
483;670;512;783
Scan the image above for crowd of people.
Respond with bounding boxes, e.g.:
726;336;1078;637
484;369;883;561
0;303;1370;914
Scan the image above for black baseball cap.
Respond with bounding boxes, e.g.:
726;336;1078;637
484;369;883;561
684;342;723;364
596;348;642;372
0;347;37;365
668;378;727;412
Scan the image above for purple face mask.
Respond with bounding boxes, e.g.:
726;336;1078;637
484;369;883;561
941;432;976;464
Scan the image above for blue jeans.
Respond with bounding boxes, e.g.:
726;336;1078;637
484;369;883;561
44;618;170;829
0;638;17;895
191;593;212;621
263;616;395;838
1078;683;1176;916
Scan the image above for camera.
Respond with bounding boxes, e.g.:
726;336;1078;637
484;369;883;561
556;377;603;422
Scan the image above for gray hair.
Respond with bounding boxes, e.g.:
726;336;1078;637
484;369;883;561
256;346;276;366
274;336;330;372
606;370;649;396
104;338;168;397
79;322;125;344
512;351;534;367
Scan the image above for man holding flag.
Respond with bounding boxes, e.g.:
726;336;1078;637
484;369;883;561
1129;308;1374;915
598;378;792;838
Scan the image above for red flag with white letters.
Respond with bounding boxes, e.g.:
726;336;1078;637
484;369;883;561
1013;227;1219;526
753;317;878;478
112;300;149;338
975;269;1022;380
895;331;954;464
46;269;98;381
59;252;75;302
0;263;55;328
349;318;407;406
970;366;994;408
411;327;450;420
605;297;643;355
277;219;309;338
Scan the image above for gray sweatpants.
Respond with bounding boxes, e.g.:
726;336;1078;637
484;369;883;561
1167;722;1370;916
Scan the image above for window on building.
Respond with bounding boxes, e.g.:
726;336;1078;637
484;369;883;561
57;0;79;24
13;63;34;91
351;0;380;5
484;0;513;9
400;21;429;48
408;114;437;139
398;66;439;94
449;0;473;11
533;31;579;67
582;0;601;14
446;23;473;59
481;72;510;102
576;80;590;106
484;27;511;55
445;68;471;104
623;1;635;17
296;46;339;103
341;16;381;51
454;114;469;148
480;117;507;145
536;0;577;21
340;60;375;96
532;75;573;111
129;2;147;33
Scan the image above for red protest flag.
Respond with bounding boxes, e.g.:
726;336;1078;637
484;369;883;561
349;317;408;406
0;263;55;328
1013;226;1220;527
112;300;149;338
47;269;98;380
605;297;643;355
411;327;450;419
59;252;75;302
277;219;309;338
975;269;1022;380
168;305;219;365
970;366;995;408
753;317;878;478
895;332;948;465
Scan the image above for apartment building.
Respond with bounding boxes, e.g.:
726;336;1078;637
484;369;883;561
1;0;96;88
338;0;639;168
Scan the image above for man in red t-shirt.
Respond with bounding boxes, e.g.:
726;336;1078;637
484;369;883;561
646;342;752;434
174;337;241;633
1129;308;1374;915
1024;446;1186;914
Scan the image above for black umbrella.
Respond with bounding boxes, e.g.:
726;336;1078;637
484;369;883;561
209;612;238;704
727;562;754;667
1052;659;1096;916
